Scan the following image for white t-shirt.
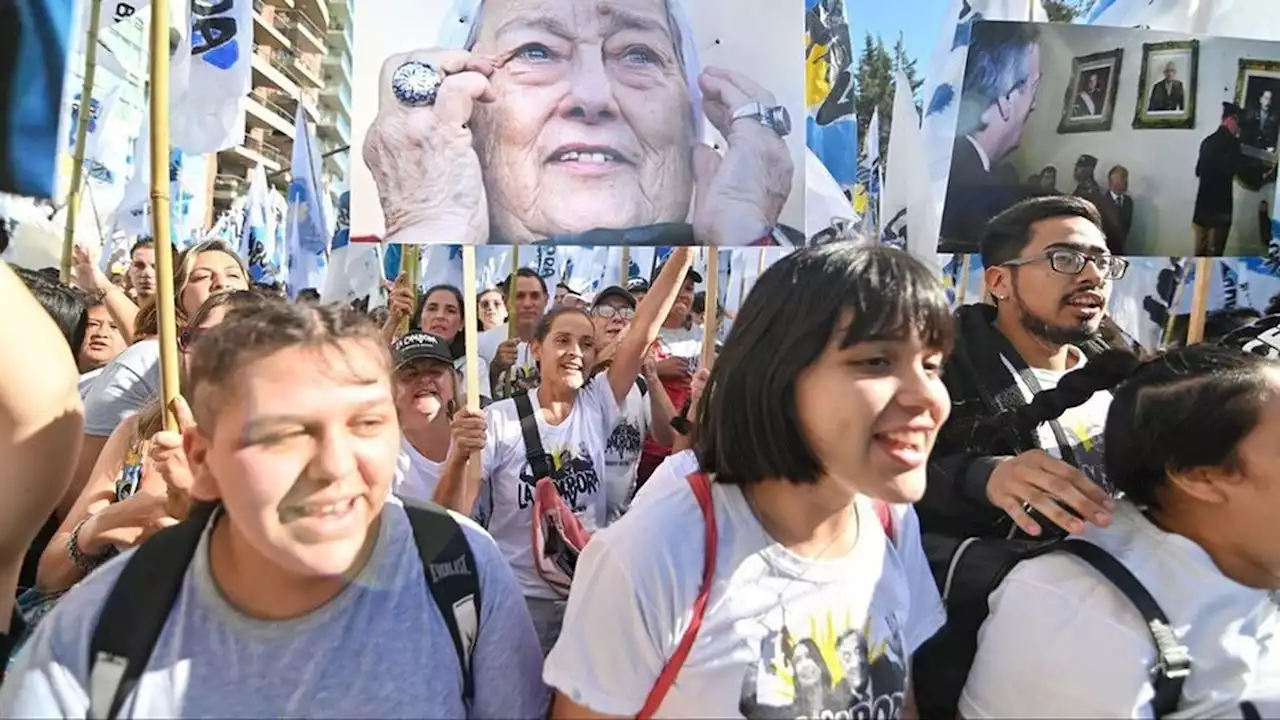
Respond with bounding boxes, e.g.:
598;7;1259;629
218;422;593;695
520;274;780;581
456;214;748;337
1001;351;1112;489
656;325;703;362
478;379;621;600
83;339;160;437
77;367;105;399
394;437;446;504
454;355;493;402
603;384;651;523
544;482;946;718
961;503;1280;719
630;448;700;510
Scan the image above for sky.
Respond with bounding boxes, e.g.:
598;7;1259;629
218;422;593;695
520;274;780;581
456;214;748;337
848;0;951;84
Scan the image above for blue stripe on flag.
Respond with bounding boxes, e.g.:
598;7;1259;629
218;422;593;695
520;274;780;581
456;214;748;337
1;0;74;197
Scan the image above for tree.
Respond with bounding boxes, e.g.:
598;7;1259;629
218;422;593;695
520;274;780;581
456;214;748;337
892;32;924;117
854;33;894;159
1043;0;1099;22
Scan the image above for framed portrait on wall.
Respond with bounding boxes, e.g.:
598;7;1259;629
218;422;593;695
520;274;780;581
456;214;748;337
1058;48;1123;134
1133;39;1199;130
1236;59;1280;152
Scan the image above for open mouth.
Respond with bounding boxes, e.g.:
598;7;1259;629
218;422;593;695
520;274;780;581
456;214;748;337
1065;292;1105;316
284;495;361;524
547;145;631;169
873;429;930;470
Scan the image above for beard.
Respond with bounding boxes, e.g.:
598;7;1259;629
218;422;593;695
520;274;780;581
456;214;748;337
1013;289;1100;346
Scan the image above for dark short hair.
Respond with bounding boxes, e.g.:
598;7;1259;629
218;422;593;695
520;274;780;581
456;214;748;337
1108;164;1128;180
693;244;953;487
129;239;154;257
415;284;467;359
980;195;1104;267
14;266;87;354
296;288;321;304
503;268;547;298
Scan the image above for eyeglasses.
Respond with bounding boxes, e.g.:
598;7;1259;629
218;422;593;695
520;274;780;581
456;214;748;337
1002;247;1129;280
591;306;635;321
178;327;206;352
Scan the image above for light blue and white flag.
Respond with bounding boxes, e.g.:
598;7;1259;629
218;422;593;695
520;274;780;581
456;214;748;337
1086;0;1273;37
239;164;286;285
805;0;859;191
285;106;330;296
171;0;251;153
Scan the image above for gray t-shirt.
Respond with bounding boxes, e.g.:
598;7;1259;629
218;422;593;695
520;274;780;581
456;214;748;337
82;339;160;437
0;501;550;718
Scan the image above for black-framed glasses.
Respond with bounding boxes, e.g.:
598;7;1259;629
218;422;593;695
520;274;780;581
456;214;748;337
1002;247;1129;280
591;306;635;321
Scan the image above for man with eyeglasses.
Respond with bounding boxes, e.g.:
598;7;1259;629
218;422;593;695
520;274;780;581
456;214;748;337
588;287;677;523
921;196;1130;542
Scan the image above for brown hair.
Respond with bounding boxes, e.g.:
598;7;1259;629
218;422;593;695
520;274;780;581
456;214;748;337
133;296;159;339
187;299;390;426
174;240;249;322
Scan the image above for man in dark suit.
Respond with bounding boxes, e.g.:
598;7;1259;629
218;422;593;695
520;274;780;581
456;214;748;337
1072;72;1105;117
1097;164;1133;254
1148;62;1185;112
1247;89;1278;149
1194;103;1245;256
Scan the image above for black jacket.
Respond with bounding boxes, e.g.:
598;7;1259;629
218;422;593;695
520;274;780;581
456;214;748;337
918;304;1114;539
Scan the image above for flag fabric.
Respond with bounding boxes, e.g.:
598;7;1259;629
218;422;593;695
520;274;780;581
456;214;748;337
285;106;330;296
1086;0;1274;36
805;148;858;240
171;0;251;154
111;116;185;243
917;0;1047;255
804;0;859;191
239;164;286;286
882;69;936;265
0;0;77;197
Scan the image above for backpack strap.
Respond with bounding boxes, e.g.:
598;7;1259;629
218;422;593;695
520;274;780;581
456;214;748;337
403;500;482;707
87;501;217;720
513;391;554;481
1055;539;1189;719
636;376;648;397
637;472;718;719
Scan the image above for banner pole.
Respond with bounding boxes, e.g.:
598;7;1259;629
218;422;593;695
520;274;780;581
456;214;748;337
148;0;180;433
61;0;105;284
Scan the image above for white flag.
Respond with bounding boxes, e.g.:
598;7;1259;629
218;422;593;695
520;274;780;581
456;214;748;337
1086;0;1274;37
286;105;330;295
805;148;858;240
171;0;251;153
884;70;937;265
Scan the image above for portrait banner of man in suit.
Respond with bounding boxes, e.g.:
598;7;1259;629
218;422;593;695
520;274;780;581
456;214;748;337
1134;40;1198;130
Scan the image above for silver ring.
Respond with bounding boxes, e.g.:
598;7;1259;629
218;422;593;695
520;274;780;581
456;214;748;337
391;60;443;108
730;102;792;138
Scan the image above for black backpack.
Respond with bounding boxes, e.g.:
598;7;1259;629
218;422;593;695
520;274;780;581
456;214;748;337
83;499;481;720
912;536;1192;719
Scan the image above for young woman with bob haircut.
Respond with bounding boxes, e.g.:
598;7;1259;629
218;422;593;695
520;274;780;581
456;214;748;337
544;244;954;718
961;332;1280;718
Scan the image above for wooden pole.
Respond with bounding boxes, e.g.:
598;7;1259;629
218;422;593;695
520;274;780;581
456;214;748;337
61;0;105;284
149;0;180;432
620;246;629;285
397;244;419;337
701;248;719;369
461;246;482;485
1186;257;1213;345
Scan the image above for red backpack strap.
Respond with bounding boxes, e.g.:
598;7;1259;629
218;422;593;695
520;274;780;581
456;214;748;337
873;501;895;543
638;472;718;719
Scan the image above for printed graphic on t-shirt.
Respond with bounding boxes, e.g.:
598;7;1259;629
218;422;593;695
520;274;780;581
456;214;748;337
738;608;908;720
516;442;602;514
604;419;643;467
1064;413;1110;492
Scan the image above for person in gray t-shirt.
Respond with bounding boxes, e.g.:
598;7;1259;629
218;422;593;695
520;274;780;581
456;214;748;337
2;299;548;718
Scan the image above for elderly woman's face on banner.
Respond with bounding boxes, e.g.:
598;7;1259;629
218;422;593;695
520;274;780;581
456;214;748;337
469;0;697;242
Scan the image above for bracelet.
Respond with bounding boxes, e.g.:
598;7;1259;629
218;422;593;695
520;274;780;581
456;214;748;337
67;515;110;573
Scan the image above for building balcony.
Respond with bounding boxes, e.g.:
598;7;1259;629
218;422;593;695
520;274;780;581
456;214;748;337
261;0;294;11
327;0;351;23
277;10;326;54
220;134;289;173
323;148;348;177
253;2;291;51
327;18;350;51
318;108;350;143
319;81;351;111
263;47;323;89
247;92;297;137
251;46;300;96
295;0;329;36
213;172;248;201
322;49;351;81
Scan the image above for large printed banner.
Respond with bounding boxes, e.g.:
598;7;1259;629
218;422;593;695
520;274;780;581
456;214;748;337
349;0;806;246
939;21;1278;257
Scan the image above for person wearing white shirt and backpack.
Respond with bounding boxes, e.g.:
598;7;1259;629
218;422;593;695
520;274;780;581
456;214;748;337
960;325;1280;719
544;244;952;718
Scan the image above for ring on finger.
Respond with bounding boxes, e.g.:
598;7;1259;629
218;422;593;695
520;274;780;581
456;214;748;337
729;102;792;137
391;60;444;107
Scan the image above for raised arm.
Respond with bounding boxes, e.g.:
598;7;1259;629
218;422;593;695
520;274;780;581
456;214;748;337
606;248;693;405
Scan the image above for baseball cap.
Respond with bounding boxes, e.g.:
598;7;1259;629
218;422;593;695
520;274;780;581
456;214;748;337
651;262;702;285
392;331;455;368
592;285;636;309
625;277;650;293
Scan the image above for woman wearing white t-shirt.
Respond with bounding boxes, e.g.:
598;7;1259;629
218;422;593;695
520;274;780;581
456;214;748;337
545;244;954;718
389;331;472;504
384;283;492;402
434;248;696;653
961;339;1280;719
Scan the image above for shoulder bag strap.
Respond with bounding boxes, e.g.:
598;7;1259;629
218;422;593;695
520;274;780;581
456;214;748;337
1055;539;1189;718
513;391;554;481
87;502;217;720
637;472;718;719
403;500;482;707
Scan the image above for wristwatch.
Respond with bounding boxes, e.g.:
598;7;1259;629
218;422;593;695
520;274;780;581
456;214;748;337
67;515;112;572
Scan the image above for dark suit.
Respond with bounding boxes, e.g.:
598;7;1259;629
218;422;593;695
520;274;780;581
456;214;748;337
1072;90;1104;117
1194;126;1244;255
1097;192;1133;254
1148;79;1185;112
1247;107;1279;148
940;138;1025;254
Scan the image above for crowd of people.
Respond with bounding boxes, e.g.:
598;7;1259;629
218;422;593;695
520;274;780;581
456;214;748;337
0;194;1279;718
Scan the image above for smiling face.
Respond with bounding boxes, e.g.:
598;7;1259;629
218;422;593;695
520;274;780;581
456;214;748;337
181;251;248;317
419;289;463;341
591;295;634;344
793;326;950;503
79;304;126;370
469;0;696;243
534;310;597;391
188;339;400;578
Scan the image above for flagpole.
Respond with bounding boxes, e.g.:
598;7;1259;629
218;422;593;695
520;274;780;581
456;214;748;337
82;175;106;247
398;244;419;337
149;0;181;432
61;0;105;284
620;246;629;285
